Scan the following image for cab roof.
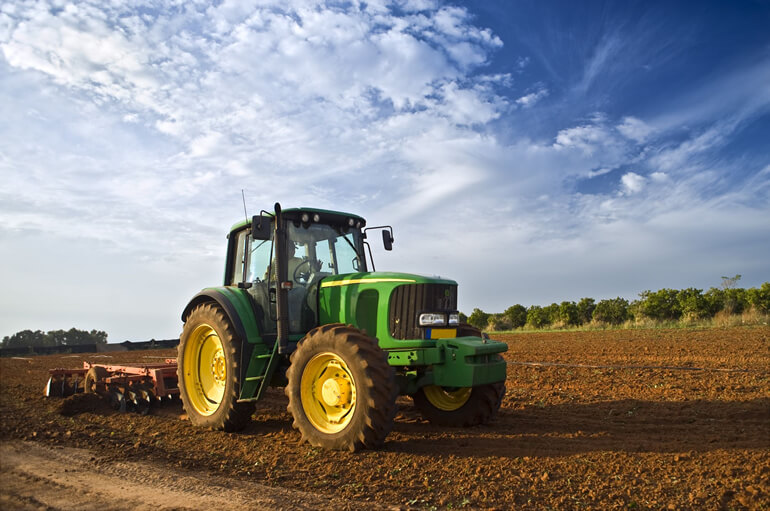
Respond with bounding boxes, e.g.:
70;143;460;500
229;207;366;234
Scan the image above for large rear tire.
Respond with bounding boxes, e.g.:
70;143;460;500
178;303;255;431
413;381;505;427
286;323;397;451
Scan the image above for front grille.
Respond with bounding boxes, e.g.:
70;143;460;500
388;284;457;340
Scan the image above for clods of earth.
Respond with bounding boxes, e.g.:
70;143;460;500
1;326;768;509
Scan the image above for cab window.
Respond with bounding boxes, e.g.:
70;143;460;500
230;230;247;285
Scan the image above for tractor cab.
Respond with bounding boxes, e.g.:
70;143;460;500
224;206;386;348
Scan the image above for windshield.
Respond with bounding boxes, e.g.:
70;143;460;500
287;222;366;275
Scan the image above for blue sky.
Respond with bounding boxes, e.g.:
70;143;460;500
1;0;768;342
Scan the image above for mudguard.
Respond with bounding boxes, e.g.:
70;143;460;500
181;287;271;400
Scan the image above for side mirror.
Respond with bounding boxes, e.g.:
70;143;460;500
251;215;271;240
382;229;393;251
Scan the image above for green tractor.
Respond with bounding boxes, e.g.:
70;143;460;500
178;204;507;451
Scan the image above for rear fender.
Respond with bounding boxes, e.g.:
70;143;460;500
182;288;268;400
181;287;262;346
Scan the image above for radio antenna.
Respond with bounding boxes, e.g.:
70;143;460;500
241;189;248;223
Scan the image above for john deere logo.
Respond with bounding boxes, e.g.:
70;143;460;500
444;289;450;297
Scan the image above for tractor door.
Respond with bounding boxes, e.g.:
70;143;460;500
244;232;277;337
241;225;316;337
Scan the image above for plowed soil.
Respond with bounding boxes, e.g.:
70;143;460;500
1;326;768;510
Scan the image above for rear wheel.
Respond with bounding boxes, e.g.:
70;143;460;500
178;303;255;431
413;381;505;427
286;323;397;451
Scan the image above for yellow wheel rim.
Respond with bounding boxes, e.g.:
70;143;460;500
301;352;356;433
183;324;226;416
423;386;471;411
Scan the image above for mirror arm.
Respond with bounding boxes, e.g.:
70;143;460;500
364;241;375;272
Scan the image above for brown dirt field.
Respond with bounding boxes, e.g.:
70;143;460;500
1;326;769;510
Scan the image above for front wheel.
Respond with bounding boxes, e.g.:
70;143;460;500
412;381;505;427
178;303;255;431
285;324;397;451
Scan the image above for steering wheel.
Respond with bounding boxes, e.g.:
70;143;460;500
293;259;312;285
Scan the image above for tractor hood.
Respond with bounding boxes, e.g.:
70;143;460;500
317;272;459;345
319;271;457;289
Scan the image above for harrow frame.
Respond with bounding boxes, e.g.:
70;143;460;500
45;359;179;414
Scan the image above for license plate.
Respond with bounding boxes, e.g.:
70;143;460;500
427;328;457;339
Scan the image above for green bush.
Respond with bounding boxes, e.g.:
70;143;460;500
526;305;551;328
467;308;490;331
558;301;580;326
638;289;681;320
577;297;596;325
504;304;528;329
723;288;748;314
487;313;512;331
676;288;710;320
593;297;629;325
747;282;770;313
704;287;725;316
544;303;560;324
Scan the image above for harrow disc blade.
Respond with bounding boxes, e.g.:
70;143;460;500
44;377;55;397
110;390;126;412
134;389;152;416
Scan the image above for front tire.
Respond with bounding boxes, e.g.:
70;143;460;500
286;324;397;451
178;303;255;431
412;322;505;427
413;381;505;427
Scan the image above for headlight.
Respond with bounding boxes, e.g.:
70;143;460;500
419;313;446;326
301;213;310;223
448;313;459;325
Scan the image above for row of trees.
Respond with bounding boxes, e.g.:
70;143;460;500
464;280;770;331
1;328;108;348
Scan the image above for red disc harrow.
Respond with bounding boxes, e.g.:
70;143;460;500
45;360;179;414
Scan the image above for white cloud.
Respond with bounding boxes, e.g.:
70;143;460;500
575;33;622;94
617;116;654;142
649;126;725;172
515;87;548;108
0;0;511;273
620;172;645;194
553;122;616;155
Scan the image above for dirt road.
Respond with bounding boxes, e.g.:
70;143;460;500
1;326;768;509
1;440;384;510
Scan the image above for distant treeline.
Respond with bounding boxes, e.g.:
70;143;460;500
1;328;108;348
463;278;770;331
0;338;179;357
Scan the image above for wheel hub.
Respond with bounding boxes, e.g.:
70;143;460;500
301;353;357;433
321;375;351;407
211;349;226;384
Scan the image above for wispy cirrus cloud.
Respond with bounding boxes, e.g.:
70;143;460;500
0;0;508;250
0;1;768;341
